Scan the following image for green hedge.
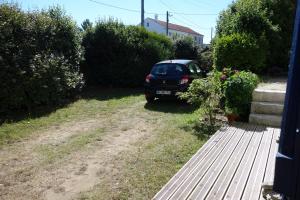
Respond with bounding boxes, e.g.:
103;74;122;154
174;37;198;60
82;20;174;87
199;47;213;71
224;71;259;119
215;0;295;73
0;4;84;114
213;33;267;73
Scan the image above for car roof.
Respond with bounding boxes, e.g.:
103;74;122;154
156;59;194;65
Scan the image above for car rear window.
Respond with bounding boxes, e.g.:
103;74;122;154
151;64;186;76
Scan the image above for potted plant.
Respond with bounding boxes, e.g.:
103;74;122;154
225;107;239;123
223;71;259;123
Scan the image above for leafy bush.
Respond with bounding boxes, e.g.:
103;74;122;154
27;54;83;105
174;37;198;60
179;74;222;126
0;4;83;114
224;71;259;119
81;19;93;31
261;0;296;70
180;69;258;123
213;33;267;73
216;0;273;38
215;0;296;72
82;20;174;87
198;47;213;71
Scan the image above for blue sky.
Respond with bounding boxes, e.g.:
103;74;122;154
15;0;232;43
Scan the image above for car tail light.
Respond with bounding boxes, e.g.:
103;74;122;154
145;74;152;83
180;75;189;84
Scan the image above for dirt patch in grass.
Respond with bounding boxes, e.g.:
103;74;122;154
0;91;213;200
44;118;153;200
77;112;213;200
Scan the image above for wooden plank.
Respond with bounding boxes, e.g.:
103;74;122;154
203;125;257;200
188;124;253;199
223;126;266;200
164;125;237;200
154;124;278;200
259;128;280;200
153;126;229;200
168;124;245;200
263;128;280;183
241;127;274;200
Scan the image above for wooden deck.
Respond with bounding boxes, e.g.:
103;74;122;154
153;123;280;200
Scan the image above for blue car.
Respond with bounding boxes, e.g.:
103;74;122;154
144;59;207;103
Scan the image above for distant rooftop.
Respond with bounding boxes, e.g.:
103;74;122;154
147;18;203;36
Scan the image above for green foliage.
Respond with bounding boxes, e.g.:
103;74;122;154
260;0;296;69
213;33;267;73
81;19;93;31
198;47;213;71
27;54;84;104
0;4;83;115
181;68;259;122
82;19;174;87
224;71;259;118
174;37;198;60
179;74;222;126
215;0;296;72
216;0;273;37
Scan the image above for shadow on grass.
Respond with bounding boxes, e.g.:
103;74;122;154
0;87;143;125
144;98;198;114
81;87;143;101
180;120;221;140
0;103;74;125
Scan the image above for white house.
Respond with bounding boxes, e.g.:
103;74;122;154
143;17;204;46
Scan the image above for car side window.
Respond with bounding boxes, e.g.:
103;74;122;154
193;63;202;74
188;64;196;74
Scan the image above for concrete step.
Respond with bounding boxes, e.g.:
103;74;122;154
251;101;284;115
249;113;282;127
253;89;286;103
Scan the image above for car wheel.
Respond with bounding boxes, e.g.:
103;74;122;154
146;96;155;103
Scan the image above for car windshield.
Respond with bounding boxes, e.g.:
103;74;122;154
151;64;185;76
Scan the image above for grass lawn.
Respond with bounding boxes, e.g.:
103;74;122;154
0;88;142;146
0;88;217;200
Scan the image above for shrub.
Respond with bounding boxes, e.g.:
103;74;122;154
26;54;84;106
213;33;267;73
216;0;296;72
216;0;272;38
81;19;93;31
0;4;83;115
224;71;259;119
179;74;222;126
174;37;198;60
198;47;213;71
82;20;174;87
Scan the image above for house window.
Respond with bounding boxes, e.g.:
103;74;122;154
169;32;172;36
147;22;149;27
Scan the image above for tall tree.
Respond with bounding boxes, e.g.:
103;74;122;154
81;19;93;31
215;0;296;72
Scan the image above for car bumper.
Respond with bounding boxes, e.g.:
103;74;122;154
144;84;189;97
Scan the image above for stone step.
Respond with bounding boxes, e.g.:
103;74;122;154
249;113;282;127
251;101;284;115
253;89;286;103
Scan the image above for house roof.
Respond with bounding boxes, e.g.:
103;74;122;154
148;18;203;36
